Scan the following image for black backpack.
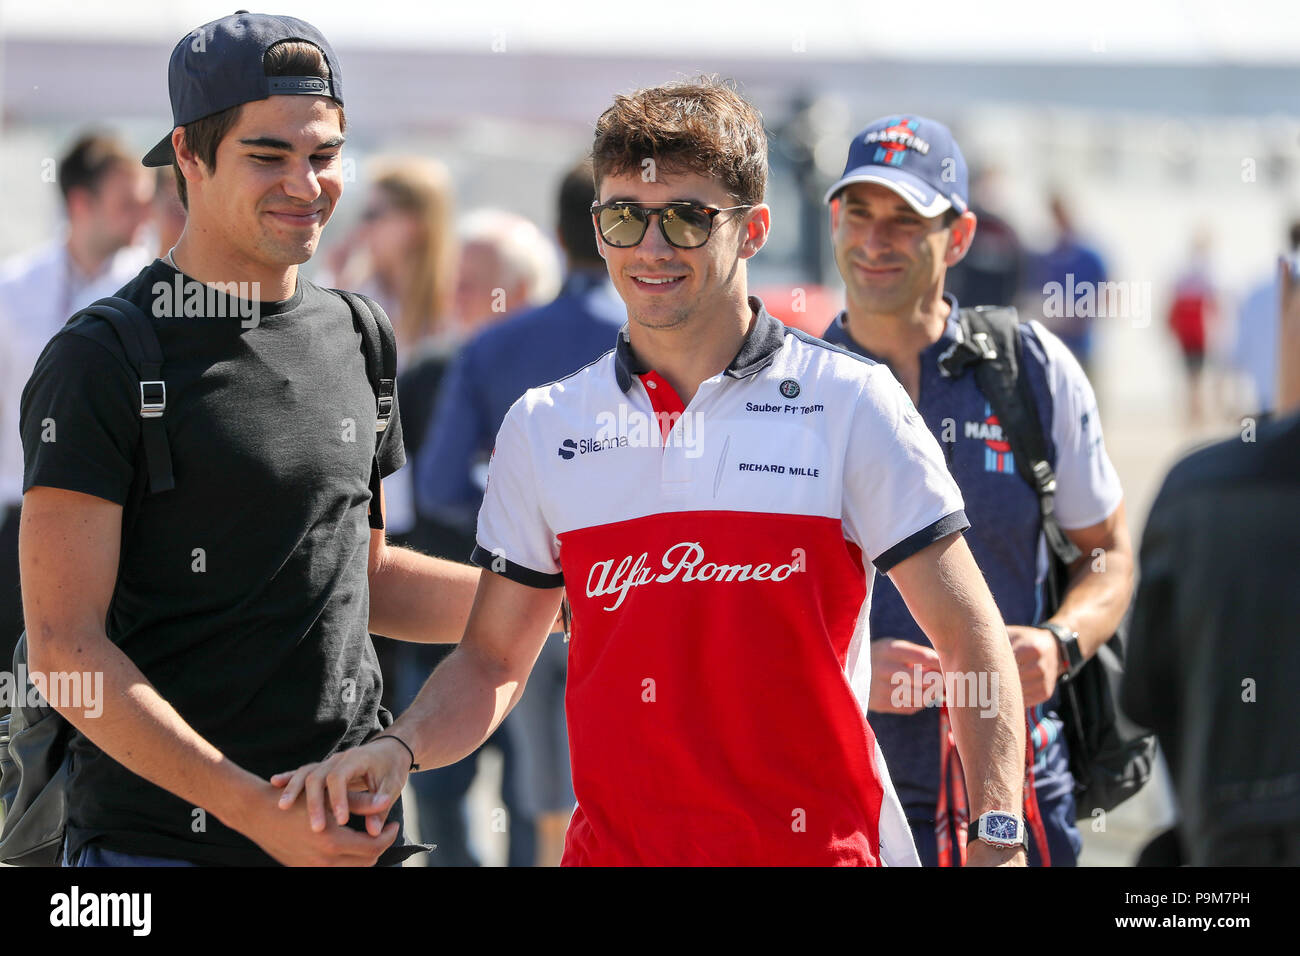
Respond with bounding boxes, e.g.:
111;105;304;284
938;305;1157;822
0;288;395;866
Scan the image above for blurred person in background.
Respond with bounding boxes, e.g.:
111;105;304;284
944;165;1023;309
1227;220;1300;419
151;164;188;259
325;157;467;860
345;158;459;546
1165;229;1221;425
401;205;559;866
1024;191;1108;374
1123;254;1300;866
820;115;1134;866
417;166;617;544
0;131;153;706
353;159;459;352
417;159;624;865
451;208;560;338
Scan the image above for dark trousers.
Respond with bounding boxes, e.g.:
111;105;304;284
393;640;535;866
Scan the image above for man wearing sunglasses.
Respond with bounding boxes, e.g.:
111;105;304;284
273;78;1028;867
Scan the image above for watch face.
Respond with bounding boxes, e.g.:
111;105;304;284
986;815;1019;841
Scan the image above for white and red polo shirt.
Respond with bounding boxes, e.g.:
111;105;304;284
471;297;968;866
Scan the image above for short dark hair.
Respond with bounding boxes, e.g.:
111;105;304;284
58;133;134;206
172;39;345;209
558;158;600;265
942;208;960;227
591;75;767;207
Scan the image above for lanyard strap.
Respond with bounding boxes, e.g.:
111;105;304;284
1023;713;1052;866
936;705;969;866
936;708;1051;866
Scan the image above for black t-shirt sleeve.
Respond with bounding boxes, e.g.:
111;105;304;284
377;374;406;479
20;329;139;505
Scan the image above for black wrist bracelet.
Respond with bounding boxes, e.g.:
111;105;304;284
371;734;419;772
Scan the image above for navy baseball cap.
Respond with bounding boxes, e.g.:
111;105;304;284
142;11;344;167
824;115;968;217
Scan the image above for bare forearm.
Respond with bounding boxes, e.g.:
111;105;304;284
891;536;1025;817
386;642;524;770
368;545;481;642
28;629;262;831
936;605;1026;817
1048;547;1134;659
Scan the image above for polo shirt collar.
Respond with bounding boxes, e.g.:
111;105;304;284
830;292;963;364
614;295;785;393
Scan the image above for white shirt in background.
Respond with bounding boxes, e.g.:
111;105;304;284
0;239;153;507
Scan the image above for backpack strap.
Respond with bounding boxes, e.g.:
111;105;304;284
942;305;1082;569
333;290;396;530
73;296;175;495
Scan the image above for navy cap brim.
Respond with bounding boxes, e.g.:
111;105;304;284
823;164;959;217
142;131;176;168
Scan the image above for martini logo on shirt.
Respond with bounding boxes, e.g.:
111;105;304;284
964;402;1014;474
586;542;805;611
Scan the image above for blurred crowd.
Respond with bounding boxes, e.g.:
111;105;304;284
948;171;1286;423
1;126;1296;866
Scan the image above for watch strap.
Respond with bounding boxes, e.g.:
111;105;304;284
1041;621;1085;679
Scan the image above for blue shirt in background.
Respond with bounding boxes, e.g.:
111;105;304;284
1027;238;1107;365
415;268;625;541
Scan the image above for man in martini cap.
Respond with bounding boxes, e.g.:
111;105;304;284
820;115;1134;866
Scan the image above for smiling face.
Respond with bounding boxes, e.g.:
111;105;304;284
595;167;767;334
830;181;973;317
182;94;344;271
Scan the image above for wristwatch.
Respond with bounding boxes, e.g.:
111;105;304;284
1040;621;1085;681
971;810;1027;849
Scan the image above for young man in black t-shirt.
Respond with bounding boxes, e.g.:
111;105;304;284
17;13;479;867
